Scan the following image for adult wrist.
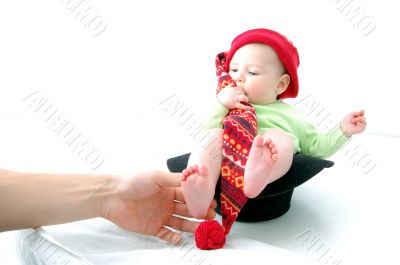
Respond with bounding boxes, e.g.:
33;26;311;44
98;174;122;219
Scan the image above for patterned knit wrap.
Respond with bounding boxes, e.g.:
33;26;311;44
215;52;258;234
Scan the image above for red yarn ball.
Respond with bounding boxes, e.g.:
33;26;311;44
195;220;226;250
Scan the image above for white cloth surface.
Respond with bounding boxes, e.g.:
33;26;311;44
2;218;317;265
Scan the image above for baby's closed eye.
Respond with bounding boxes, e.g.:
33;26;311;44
248;71;258;76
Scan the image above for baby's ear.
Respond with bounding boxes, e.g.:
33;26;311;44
276;74;290;95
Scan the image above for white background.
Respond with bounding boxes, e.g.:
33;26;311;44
1;0;399;173
1;0;399;264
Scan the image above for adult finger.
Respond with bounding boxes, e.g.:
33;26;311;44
175;188;218;209
174;201;216;220
174;187;186;202
156;226;182;245
150;170;182;188
210;199;217;209
173;202;192;217
204;208;217;220
165;215;199;233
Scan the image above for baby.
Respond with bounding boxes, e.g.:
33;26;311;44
181;28;366;219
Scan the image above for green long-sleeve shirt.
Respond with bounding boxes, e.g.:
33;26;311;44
206;99;349;159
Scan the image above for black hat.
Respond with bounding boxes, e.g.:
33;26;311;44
167;153;333;222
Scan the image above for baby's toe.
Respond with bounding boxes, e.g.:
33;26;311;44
198;166;209;177
253;135;264;147
272;153;279;161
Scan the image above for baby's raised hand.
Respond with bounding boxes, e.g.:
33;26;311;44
340;110;367;137
216;86;251;110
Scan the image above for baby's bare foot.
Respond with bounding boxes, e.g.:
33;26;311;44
263;138;279;161
181;164;215;219
182;165;199;181
244;135;279;198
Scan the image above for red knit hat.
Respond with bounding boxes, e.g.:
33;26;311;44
225;28;300;99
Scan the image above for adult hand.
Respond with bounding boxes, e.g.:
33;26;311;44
101;170;216;244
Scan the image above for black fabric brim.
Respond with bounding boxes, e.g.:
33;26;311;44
167;153;334;221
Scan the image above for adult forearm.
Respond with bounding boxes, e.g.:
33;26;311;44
0;168;119;231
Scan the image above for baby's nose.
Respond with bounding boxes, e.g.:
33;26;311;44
235;75;244;83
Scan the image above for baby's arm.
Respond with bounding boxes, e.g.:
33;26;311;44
340;110;367;137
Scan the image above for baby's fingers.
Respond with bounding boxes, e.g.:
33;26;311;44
237;95;248;103
233;86;246;95
352;116;366;124
351;110;365;118
358;118;367;126
236;103;251;111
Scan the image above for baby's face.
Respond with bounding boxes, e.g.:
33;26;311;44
229;43;287;105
